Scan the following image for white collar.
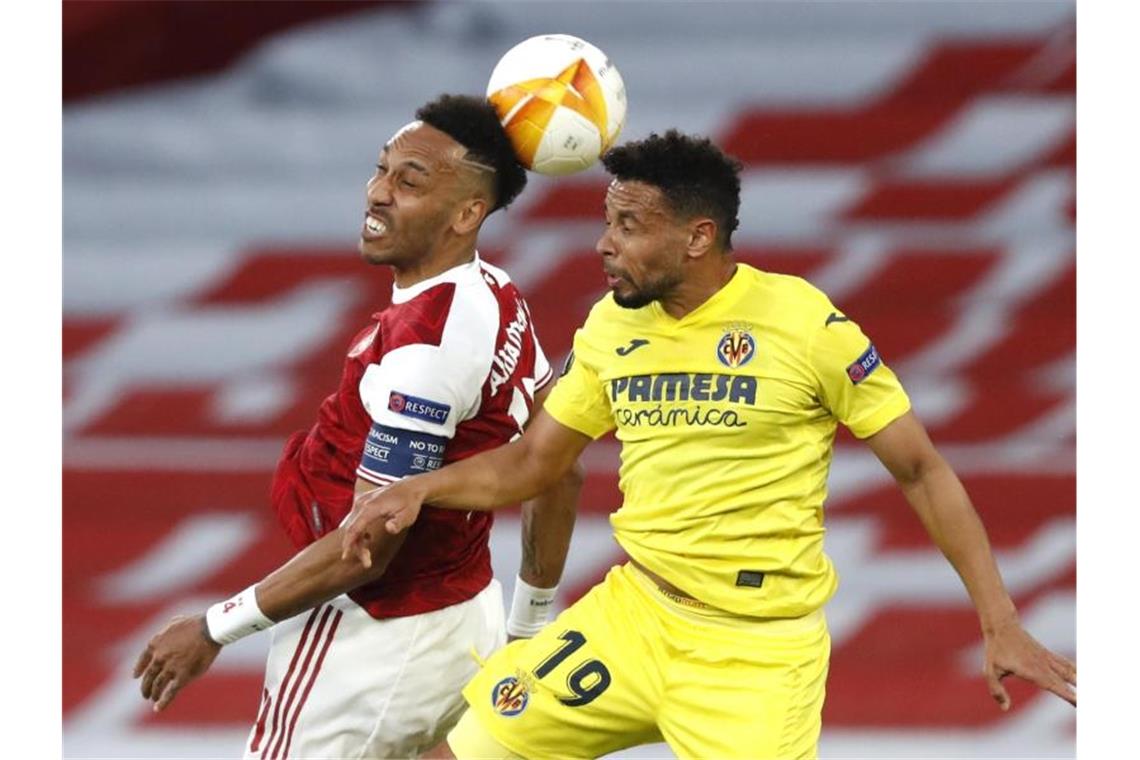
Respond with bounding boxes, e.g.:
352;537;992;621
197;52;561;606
390;251;481;305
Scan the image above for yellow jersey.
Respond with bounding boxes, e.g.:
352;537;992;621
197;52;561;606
544;263;910;618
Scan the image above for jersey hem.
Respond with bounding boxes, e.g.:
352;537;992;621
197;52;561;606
847;392;912;439
544;397;613;440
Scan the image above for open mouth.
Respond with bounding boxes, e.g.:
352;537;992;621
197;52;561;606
362;214;389;239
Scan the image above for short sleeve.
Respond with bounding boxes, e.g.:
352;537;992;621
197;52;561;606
543;330;615;440
358;343;483;439
532;325;554;391
808;315;911;439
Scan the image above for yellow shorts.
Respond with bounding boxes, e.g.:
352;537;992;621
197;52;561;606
451;563;830;760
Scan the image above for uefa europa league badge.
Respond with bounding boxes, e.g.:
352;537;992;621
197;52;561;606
716;323;756;369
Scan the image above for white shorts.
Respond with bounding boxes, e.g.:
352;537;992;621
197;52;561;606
243;579;505;760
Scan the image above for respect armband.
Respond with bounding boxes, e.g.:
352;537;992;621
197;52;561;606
205;585;274;645
506;576;558;638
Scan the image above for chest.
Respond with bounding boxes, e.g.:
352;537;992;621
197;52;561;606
596;323;822;432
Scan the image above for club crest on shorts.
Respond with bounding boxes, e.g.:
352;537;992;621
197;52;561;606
717;327;756;368
491;676;529;717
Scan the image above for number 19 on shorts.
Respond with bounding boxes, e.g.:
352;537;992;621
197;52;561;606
535;630;611;707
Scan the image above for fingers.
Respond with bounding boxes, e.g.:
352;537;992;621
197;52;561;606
983;665;1011;712
149;669;173;704
1049;652;1077;686
385;505;416;534
154;676;185;712
140;661;161;700
132;646;152;679
1050;678;1077;707
1037;664;1076;706
340;522;371;566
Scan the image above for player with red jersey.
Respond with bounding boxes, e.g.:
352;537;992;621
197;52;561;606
132;95;581;759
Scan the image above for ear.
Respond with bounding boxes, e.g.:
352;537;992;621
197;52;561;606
452;196;489;236
684;218;718;260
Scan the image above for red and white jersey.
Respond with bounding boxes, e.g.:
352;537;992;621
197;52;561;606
271;254;552;619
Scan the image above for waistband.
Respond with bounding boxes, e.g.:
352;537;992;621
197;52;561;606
624;562;826;633
629;559;708;608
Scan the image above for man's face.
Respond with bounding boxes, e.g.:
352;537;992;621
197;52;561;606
596;180;689;309
359;121;481;266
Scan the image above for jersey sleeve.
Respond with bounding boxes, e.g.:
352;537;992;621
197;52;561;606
543;329;615;440
808;312;911;439
531;323;555;391
355;343;483;484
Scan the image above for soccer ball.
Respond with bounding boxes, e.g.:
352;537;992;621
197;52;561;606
487;34;627;176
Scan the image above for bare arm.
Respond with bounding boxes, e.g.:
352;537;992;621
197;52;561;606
519;464;581;587
865;411;1076;709
134;477;404;711
343;409;591;566
256;479;407;619
518;382;583;588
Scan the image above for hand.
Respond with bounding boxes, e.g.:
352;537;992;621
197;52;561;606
133;614;221;712
981;619;1076;710
341;481;424;567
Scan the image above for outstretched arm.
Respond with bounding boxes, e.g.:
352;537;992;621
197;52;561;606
133;478;405;712
343;410;591;566
865;411;1076;710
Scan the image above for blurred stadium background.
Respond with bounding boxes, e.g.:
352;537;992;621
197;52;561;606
62;1;1075;757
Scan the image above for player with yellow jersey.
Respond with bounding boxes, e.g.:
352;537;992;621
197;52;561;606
343;131;1076;759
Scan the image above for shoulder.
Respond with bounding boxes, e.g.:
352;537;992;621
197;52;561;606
743;266;837;332
746;266;830;308
477;260;513;289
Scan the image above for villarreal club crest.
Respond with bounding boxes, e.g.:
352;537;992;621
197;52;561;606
491;675;530;717
717;326;756;369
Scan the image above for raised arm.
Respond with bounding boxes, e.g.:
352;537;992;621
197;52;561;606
133;477;406;712
342;409;591;566
865;410;1076;710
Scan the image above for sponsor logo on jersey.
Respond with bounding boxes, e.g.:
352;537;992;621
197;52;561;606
615;338;650;356
846;343;881;384
491;676;529;717
347;323;380;358
825;311;850;327
717;328;756;368
609;373;757;428
611;374;757;405
388;391;450;423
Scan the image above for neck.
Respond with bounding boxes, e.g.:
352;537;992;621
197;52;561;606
391;237;477;289
659;254;737;319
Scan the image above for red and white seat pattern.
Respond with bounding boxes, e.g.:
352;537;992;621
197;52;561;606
64;4;1074;757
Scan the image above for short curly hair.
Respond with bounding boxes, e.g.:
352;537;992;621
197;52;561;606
602;130;742;250
415;94;527;213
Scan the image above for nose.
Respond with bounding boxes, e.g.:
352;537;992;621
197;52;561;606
366;172;393;208
595;227;615;258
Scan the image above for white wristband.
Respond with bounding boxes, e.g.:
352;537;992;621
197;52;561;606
506;576;558;638
205;585;274;645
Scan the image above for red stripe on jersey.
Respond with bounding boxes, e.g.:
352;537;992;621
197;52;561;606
281;608;343;759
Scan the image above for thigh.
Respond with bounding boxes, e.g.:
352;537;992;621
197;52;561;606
362;579;508;758
245;585;505;760
459;567;664;760
244;603;353;760
658;612;831;760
